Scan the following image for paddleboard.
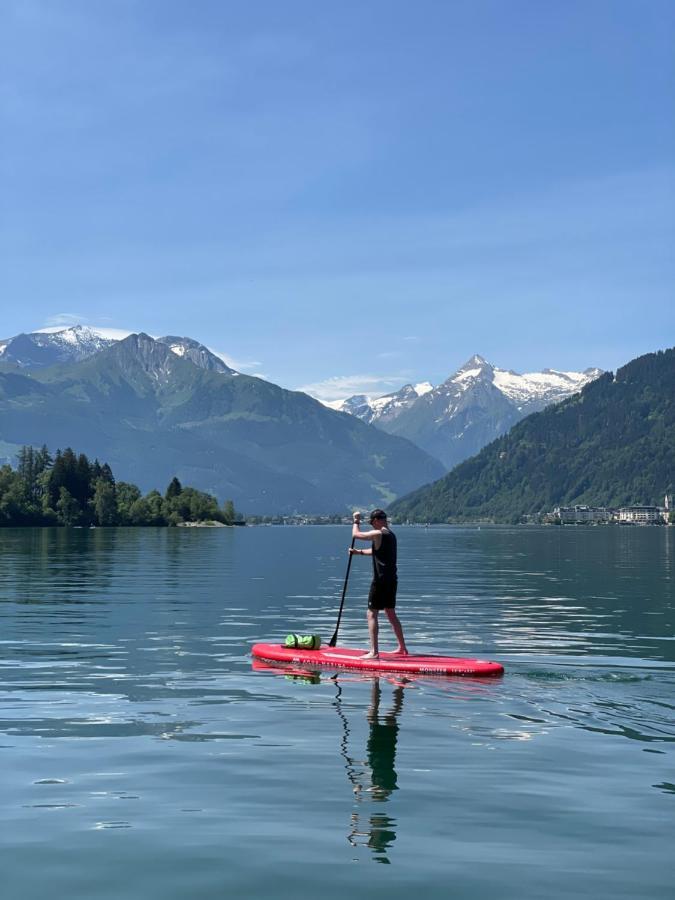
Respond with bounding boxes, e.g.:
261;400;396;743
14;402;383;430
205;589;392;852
251;642;504;677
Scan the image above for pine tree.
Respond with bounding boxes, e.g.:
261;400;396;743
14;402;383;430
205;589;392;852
166;477;183;500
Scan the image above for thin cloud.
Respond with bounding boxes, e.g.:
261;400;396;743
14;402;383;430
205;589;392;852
210;348;262;374
298;373;409;403
42;312;86;328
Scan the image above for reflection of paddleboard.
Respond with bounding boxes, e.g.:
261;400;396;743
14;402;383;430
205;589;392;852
252;643;504;677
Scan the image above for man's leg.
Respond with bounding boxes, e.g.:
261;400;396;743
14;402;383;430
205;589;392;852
362;608;379;659
385;608;408;655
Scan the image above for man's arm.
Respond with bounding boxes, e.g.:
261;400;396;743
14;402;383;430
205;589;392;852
350;512;380;554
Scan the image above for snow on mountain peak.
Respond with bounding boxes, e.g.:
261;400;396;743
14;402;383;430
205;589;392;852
454;367;483;382
0;325;121;368
331;381;436;424
492;366;600;409
335;355;603;447
36;324;134;343
458;354;491;371
446;355;494;387
0;325;239;376
414;381;433;396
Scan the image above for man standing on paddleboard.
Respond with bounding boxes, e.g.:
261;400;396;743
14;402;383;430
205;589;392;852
350;510;408;659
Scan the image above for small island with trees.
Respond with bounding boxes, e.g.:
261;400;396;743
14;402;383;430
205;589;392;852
0;445;240;527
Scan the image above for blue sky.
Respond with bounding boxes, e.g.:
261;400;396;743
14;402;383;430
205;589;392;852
2;0;674;400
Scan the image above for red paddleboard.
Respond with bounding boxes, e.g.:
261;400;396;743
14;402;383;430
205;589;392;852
251;642;504;677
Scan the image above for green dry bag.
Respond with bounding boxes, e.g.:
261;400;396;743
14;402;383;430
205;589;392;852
285;633;322;650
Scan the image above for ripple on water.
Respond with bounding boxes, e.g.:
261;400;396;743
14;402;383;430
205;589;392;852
0;525;673;898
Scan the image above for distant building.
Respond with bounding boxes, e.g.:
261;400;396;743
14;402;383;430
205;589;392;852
618;506;663;524
550;495;672;525
554;506;611;524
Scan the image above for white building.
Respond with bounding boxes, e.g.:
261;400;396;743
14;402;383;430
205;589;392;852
618;506;663;524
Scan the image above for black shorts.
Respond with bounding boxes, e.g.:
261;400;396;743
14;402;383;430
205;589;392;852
368;580;398;611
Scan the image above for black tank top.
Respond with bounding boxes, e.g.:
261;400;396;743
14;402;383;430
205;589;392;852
372;529;397;582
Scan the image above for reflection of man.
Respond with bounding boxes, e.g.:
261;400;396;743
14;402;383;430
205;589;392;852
346;677;406;863
350;510;408;659
366;677;403;799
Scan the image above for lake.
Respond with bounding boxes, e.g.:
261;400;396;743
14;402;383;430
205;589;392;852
1;525;673;899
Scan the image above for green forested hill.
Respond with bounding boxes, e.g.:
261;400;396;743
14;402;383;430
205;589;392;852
0;334;444;514
389;348;675;523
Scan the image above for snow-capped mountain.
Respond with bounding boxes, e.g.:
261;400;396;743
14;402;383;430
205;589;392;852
428;354;602;416
0;325;236;375
339;355;603;470
334;382;433;425
0;325;122;369
491;364;604;411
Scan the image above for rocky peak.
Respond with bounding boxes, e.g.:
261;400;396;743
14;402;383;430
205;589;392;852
448;354;495;382
109;333;181;384
156;335;235;375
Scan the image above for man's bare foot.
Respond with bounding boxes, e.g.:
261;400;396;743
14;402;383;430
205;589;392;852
360;651;379;660
390;648;409;657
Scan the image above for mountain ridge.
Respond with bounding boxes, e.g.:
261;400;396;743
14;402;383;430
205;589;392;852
336;354;602;469
389;347;675;523
0;332;444;514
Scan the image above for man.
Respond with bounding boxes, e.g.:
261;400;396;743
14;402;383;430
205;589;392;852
350;509;408;659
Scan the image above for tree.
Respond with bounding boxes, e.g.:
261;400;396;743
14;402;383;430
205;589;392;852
129;497;151;525
56;487;80;526
0;466;25;525
93;478;117;526
100;462;114;484
145;490;166;525
75;453;93;508
116;482;141;524
0;445;237;528
36;445;53;474
222;499;235;525
166;477;183;500
47;448;78;510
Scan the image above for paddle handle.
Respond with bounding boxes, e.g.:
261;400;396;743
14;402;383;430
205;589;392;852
329;536;356;647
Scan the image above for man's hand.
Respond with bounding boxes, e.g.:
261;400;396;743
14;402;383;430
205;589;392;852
352;511;361;525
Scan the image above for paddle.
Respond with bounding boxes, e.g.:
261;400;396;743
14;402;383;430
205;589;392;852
329;534;356;647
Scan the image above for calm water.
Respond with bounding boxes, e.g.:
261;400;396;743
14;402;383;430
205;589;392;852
1;525;673;899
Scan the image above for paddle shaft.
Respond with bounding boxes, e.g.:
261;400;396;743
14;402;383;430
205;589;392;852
329;536;356;646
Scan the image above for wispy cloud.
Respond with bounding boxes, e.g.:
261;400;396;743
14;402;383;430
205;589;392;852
297;373;409;403
210;348;262;375
42;312;85;328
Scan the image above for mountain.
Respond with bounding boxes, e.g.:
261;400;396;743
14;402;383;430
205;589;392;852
339;355;602;469
333;382;433;425
0;333;444;515
0;325;236;375
0;325;121;369
389;347;675;523
155;335;235;375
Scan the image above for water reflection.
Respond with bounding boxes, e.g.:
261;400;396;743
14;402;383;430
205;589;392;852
335;676;405;864
252;660;406;863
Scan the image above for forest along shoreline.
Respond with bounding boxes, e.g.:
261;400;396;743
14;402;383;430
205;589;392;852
0;445;241;527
